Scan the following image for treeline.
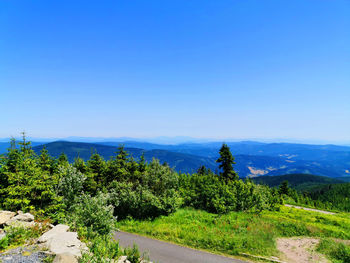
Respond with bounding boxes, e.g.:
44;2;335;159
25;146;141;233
274;180;350;212
0;135;283;221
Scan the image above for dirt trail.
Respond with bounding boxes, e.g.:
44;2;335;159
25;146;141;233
277;238;329;263
284;204;335;215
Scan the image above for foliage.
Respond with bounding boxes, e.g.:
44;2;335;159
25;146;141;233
216;143;238;181
57;165;86;208
0;136;62;215
67;193;114;238
80;235;120;262
110;159;181;219
0;225;46;250
317;239;350;263
123;244;142;263
180;172;281;214
179;172;236;213
118;206;350;257
251;173;343;191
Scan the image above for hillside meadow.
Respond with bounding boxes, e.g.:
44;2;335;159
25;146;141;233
117;206;350;260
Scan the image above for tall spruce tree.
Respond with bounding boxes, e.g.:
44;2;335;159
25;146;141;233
38;146;55;173
216;143;238;182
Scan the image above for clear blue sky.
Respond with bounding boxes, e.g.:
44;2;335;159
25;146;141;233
1;0;349;142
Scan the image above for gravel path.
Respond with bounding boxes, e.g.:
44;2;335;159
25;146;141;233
277;238;329;263
284;204;335;215
115;231;247;263
0;246;48;263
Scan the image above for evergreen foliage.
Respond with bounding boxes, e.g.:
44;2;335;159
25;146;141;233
216;143;238;181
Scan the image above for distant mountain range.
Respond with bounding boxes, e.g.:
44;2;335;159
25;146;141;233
1;140;349;178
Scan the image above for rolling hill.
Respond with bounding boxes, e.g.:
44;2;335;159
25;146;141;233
96;141;350;178
31;141;350;178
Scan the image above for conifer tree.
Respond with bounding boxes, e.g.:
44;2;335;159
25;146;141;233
87;152;106;186
73;156;88;174
38;146;55;173
105;145;129;185
58;152;69;166
216;143;238;182
139;153;147;174
279;180;290;196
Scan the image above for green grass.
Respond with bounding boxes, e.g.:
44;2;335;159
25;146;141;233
117;206;350;258
0;226;47;251
317;239;350;263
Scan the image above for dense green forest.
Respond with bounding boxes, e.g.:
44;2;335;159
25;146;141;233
255;175;350;212
251;174;344;191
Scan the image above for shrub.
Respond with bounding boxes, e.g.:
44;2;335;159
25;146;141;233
180;173;236;214
317;239;350;263
67;193;114;238
57;165;86;208
109;159;180;219
180;173;281;214
80;235;120;262
123;244;141;263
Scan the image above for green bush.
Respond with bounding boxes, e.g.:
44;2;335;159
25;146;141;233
317;239;350;263
0;236;9;250
80;235;120;262
57;165;86;208
180;173;280;214
179;172;236;214
67;193;114;237
110;159;180;219
123;244;141;263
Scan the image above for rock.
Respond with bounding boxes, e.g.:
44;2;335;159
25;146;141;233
45;232;84;257
38;224;70;243
0;211;16;225
117;256;128;263
4;211;36;228
0;246;47;262
5;220;36;228
12;212;35;222
53;253;78;263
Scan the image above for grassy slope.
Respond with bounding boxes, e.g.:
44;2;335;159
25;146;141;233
117;206;350;258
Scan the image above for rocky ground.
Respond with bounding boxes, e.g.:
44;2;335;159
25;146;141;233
0;210;143;263
277;238;329;263
0;246;48;263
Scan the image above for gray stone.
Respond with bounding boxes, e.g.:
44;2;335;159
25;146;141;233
0;211;16;225
45;232;83;257
38;224;70;243
53;253;78;263
12;212;35;222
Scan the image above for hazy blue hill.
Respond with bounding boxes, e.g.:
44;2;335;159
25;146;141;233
0;141;44;154
30;141;304;175
30;141;350;177
33;141;144;162
95;141;350;177
251;174;343;191
98;141;174;151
